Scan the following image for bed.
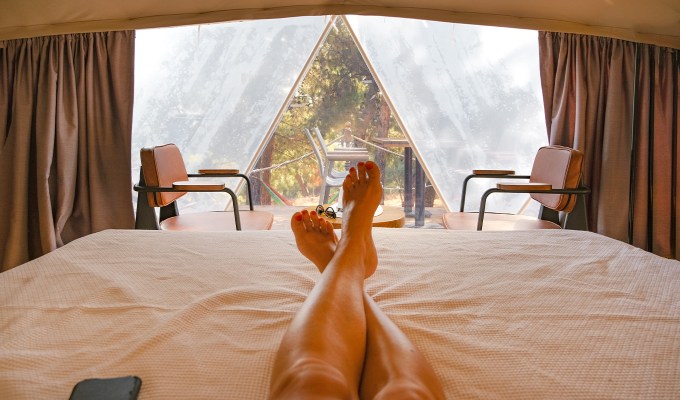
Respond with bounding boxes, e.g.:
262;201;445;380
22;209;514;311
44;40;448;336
1;228;679;399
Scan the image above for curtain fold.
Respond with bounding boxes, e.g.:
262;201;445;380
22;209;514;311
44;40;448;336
630;46;680;257
539;31;680;259
0;31;135;271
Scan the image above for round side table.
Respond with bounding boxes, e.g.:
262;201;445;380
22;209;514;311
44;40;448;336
306;205;405;229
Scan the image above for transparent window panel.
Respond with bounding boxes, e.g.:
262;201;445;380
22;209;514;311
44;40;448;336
346;16;548;214
133;17;330;212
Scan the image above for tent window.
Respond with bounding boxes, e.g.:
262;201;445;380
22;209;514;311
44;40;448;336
132;16;547;217
132;17;331;213
346;16;547;213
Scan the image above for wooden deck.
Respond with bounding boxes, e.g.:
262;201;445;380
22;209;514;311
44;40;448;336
256;205;447;230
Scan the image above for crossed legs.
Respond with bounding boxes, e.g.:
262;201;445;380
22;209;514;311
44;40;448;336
269;161;444;400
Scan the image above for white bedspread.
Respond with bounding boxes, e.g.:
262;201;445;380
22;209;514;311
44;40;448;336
1;229;679;399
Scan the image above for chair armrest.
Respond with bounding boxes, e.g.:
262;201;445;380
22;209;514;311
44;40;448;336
496;182;552;191
172;180;225;191
459;173;530;211
326;151;370;162
476;186;590;230
134;184;235;194
327;149;369;155
133;184;244;230
187;171;255;211
197;168;239;175
473;169;516;175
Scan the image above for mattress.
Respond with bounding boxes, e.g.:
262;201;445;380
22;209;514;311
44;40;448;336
1;229;679;399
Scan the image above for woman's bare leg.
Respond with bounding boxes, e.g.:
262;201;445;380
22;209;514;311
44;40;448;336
286;172;445;400
359;294;445;400
269;161;382;399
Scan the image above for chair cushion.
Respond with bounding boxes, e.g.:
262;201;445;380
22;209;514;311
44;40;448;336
140;144;189;207
530;146;583;212
160;211;274;231
442;212;561;231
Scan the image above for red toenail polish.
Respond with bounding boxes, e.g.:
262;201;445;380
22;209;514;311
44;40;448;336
358;162;365;167
295;214;302;221
366;162;374;170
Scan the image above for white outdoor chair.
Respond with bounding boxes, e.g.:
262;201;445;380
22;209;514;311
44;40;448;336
304;128;369;205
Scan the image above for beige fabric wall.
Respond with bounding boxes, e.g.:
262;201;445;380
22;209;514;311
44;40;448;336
1;1;679;48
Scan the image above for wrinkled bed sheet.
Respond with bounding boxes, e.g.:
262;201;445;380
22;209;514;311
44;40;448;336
1;229;679;399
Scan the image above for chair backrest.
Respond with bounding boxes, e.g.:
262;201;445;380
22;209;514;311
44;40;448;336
313;127;330;156
314;126;366;152
304;129;325;174
529;145;584;212
140;143;189;207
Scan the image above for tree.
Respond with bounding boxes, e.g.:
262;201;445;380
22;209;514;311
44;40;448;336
254;18;405;205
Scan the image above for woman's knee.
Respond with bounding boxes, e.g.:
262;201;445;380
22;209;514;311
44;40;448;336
270;357;356;400
372;380;440;400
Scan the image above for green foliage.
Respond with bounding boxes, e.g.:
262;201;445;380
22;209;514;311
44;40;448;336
256;18;407;204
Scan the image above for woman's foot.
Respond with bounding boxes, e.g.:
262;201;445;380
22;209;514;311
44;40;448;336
290;161;382;278
337;161;382;278
290;209;338;273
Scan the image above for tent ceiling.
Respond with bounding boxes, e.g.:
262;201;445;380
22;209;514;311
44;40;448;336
1;0;679;48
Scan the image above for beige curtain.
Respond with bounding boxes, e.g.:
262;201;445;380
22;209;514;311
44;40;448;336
539;32;680;259
0;31;135;271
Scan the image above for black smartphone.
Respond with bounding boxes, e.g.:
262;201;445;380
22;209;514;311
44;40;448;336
69;376;142;400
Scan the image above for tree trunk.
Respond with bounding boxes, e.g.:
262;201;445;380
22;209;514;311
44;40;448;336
358;83;378;142
425;184;436;207
295;173;309;197
374;96;391;204
375;96;390;166
255;139;274;206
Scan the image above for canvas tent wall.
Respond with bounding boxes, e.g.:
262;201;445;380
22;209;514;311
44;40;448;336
2;1;678;214
3;1;676;213
132;16;546;214
1;1;679;49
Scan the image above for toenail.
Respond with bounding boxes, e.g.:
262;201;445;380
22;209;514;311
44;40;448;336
295;213;302;221
366;162;374;170
358;162;365;167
